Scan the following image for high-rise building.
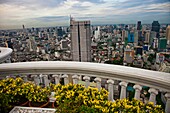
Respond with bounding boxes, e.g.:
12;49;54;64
158;38;167;51
145;30;150;43
151;21;160;33
134;31;138;46
137;21;142;30
94;26;100;39
124;45;134;64
153;38;158;49
70;17;91;62
22;25;25;31
128;32;134;43
28;37;37;52
57;27;63;37
121;30;126;41
149;31;156;46
166;25;170;44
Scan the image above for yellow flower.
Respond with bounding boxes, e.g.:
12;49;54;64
102;108;108;113
146;106;152;110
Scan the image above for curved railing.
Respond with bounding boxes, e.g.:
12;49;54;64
0;61;170;112
0;47;12;63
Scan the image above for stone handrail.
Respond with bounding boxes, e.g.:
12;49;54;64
0;61;169;92
0;61;170;112
0;47;12;63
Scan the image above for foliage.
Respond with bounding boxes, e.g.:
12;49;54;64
53;83;164;113
54;83;108;113
0;77;50;104
0;93;11;112
0;77;26;103
24;83;50;102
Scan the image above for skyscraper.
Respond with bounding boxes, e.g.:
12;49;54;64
28;37;37;52
128;32;134;43
151;21;160;33
166;25;170;45
121;30;126;41
149;31;156;46
94;26;100;39
70;17;91;62
145;30;150;43
57;27;63;37
134;31;138;46
137;21;142;30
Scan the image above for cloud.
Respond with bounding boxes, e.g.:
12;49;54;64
33;16;69;22
0;0;170;29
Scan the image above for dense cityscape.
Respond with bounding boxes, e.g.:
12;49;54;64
0;18;170;72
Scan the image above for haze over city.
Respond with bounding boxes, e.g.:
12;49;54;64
0;0;170;30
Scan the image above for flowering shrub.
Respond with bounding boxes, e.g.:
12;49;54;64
91;98;164;113
0;78;164;113
0;77;50;104
0;77;26;103
26;83;50;102
53;83;164;113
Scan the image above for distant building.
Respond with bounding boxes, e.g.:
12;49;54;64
135;46;143;56
57;27;63;37
134;31;138;46
38;32;42;38
124;46;134;64
158;38;167;51
121;30;126;41
153;38;158;49
151;21;160;33
145;30;150;43
5;39;13;49
166;25;170;45
128;32;134;43
28;37;37;52
143;45;149;51
94;26;100;39
60;39;68;50
137;21;142;30
149;31;156;46
22;25;25;33
156;53;165;63
70;17;91;62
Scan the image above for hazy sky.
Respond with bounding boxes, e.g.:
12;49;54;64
0;0;170;30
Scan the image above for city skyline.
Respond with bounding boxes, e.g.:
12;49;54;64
0;0;170;30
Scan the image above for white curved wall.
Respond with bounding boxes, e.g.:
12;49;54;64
0;47;13;63
0;61;169;92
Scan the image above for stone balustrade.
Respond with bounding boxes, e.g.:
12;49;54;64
0;61;170;113
0;47;12;63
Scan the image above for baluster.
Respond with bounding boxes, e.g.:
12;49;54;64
133;84;142;100
107;79;114;101
79;75;82;81
62;74;69;85
148;88;158;105
52;74;60;85
31;75;40;85
42;75;50;87
94;78;101;91
165;93;170;113
22;75;28;82
119;81;128;99
83;76;90;88
39;74;43;84
6;75;10;78
72;74;79;84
